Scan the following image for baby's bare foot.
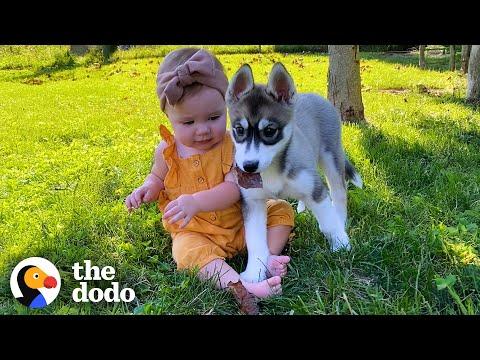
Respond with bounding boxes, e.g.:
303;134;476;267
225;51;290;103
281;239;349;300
267;255;290;278
241;276;282;298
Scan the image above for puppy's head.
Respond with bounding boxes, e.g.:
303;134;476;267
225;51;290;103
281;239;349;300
226;63;296;173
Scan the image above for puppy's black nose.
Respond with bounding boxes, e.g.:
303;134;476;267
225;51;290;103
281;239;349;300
243;161;259;173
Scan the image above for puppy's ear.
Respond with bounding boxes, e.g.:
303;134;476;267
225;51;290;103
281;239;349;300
266;63;296;104
226;64;254;104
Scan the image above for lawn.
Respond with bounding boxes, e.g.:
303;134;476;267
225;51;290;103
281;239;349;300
0;45;479;315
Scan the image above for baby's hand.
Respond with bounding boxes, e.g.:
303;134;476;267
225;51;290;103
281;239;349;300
125;183;161;212
163;194;201;228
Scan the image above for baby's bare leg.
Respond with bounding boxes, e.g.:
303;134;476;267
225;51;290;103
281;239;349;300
199;259;282;298
268;225;292;255
266;225;292;277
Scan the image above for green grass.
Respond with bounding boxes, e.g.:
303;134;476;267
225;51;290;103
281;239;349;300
1;46;479;315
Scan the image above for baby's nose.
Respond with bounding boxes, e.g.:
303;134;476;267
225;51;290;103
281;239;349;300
196;125;210;135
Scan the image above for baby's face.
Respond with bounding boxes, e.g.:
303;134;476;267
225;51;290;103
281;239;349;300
166;86;227;151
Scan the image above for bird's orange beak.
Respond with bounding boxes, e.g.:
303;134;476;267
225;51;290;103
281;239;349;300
44;276;57;289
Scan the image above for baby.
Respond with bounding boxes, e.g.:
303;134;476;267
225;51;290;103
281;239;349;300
125;48;294;298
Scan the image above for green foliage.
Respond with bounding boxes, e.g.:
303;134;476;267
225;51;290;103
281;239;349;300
52;50;76;68
82;47;108;66
274;45;328;53
0;46;479;315
271;45;417;54
435;275;475;314
114;45;275;61
359;45;416;52
0;45;70;70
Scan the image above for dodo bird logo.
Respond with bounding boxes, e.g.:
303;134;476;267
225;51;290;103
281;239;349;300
10;257;61;309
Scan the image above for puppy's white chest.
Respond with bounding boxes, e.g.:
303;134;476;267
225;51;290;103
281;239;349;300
261;169;286;198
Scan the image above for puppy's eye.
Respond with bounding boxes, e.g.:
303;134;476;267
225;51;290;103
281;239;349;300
235;126;245;136
263;126;277;138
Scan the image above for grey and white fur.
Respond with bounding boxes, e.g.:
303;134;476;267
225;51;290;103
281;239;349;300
226;63;363;283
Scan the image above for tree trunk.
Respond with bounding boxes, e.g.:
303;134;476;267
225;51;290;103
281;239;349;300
461;45;471;74
419;45;426;69
466;45;480;103
450;45;456;71
327;45;366;123
102;45;117;60
69;45;89;56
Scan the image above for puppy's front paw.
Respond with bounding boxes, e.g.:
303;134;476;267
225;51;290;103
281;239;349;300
326;229;351;252
240;263;268;283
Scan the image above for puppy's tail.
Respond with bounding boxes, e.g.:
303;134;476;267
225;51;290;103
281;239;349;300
345;159;363;188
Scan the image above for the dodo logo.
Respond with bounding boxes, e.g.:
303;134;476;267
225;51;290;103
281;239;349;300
10;257;61;309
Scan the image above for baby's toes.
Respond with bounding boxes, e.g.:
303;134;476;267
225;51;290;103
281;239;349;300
272;285;282;295
276;263;287;272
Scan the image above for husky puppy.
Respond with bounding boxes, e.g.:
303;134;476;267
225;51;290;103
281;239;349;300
226;63;363;283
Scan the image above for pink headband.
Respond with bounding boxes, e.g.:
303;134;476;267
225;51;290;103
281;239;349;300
156;49;228;111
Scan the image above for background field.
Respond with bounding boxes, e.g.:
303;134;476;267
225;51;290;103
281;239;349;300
0;45;479;314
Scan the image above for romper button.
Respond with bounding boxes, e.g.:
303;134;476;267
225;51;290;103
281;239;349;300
210;214;217;221
198;177;205;183
193;160;200;167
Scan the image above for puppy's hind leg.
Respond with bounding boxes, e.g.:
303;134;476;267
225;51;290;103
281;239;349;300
304;176;350;252
319;152;348;227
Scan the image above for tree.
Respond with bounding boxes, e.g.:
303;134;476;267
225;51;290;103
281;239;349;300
419;45;426;69
68;45;117;61
450;45;456;71
461;45;472;74
102;45;117;60
327;45;366;123
69;45;89;56
466;45;480;104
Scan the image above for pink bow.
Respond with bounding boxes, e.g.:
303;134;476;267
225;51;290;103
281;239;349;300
156;50;228;110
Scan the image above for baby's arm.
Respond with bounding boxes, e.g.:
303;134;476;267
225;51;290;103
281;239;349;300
125;141;168;212
193;171;240;211
163;171;240;228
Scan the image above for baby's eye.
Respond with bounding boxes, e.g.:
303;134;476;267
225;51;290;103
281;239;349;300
184;121;194;125
209;115;220;121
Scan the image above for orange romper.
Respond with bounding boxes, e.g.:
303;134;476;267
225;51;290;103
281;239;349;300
157;125;295;270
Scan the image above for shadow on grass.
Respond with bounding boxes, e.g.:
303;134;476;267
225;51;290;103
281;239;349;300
362;52;465;73
357;123;439;196
422;90;480;112
4;62;83;83
3;50;120;83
